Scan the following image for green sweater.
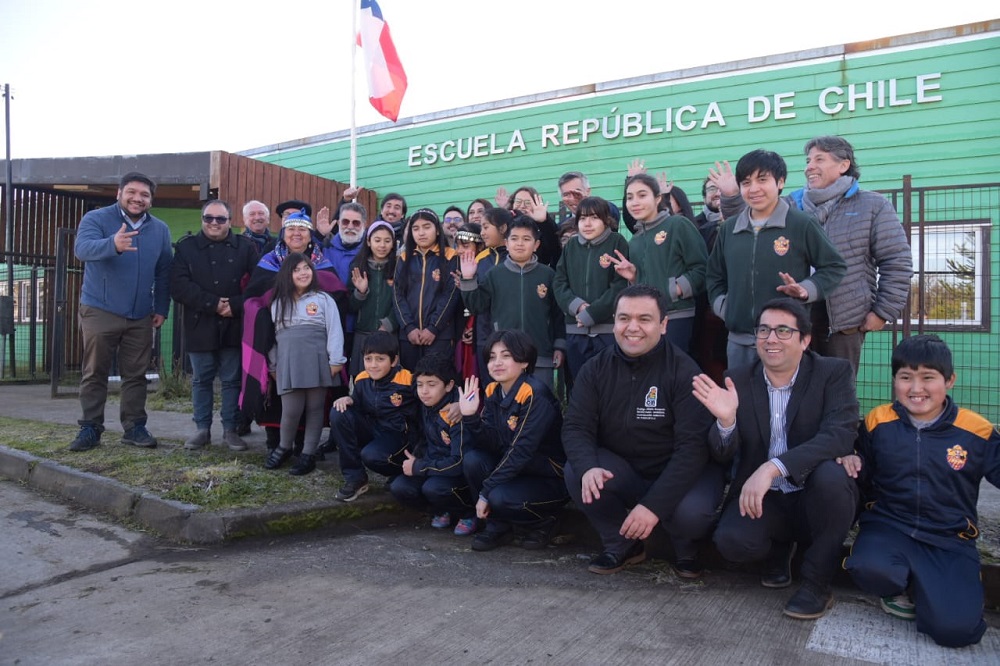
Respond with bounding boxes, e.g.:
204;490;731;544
348;258;395;333
707;199;847;338
553;228;630;335
628;211;707;320
460;255;565;363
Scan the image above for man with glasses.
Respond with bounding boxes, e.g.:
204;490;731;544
170;200;259;451
694;177;723;250
692;297;858;620
316;202;369;375
70;172;173;451
557;171;620;228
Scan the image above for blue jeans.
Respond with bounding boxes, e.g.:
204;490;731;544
189;348;241;431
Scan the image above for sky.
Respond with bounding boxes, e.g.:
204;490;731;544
0;1;995;160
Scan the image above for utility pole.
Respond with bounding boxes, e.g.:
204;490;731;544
2;83;15;378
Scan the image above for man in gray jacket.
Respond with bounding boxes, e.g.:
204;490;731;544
710;136;912;374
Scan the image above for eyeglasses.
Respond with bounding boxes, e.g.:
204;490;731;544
512;198;533;208
754;324;800;340
202;215;230;224
443;216;464;225
339;218;364;227
704;186;720;194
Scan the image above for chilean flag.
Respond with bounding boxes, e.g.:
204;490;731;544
359;0;408;122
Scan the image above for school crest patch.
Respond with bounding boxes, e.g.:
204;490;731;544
654;230;668;245
599;253;612;269
390;393;403;407
440;430;451;445
537;283;548;298
507;415;519;431
431;268;441;282
644;386;658;408
305;302;319;315
947;444;968;471
773;236;790;256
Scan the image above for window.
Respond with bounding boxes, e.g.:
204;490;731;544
907;221;991;331
0;276;45;324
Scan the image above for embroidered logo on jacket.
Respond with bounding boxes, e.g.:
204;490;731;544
536;284;548;298
654;230;668;245
507;415;519;430
773;236;790;256
431;268;441;282
390;393;403;407
440;430;451;445
599;253;612;269
947;444;968;471
305;302;319;315
644;386;658;408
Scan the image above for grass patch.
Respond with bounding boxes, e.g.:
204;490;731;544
0;416;345;511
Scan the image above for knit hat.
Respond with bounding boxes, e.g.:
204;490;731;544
282;210;313;230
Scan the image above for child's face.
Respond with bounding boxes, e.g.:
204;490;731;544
487;341;529;390
625;181;660;222
410;218;438;250
893;364;955;423
363;352;395;381
368;229;394;260
416;375;454;407
481;221;504;248
740;169;784;218
576;212;607;241
506;227;540;263
456;239;477;255
292;261;314;292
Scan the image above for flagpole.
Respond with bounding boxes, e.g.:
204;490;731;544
350;0;358;188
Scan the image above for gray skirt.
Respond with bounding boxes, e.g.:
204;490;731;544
274;325;335;395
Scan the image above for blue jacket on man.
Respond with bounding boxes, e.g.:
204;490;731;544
75;203;173;319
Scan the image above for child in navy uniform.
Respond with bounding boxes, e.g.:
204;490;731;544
393;353;478;535
330;331;418;501
460;329;568;552
842;335;1000;647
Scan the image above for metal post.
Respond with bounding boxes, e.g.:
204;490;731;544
3;84;14;378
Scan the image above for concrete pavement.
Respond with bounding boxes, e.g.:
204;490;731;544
3;480;999;666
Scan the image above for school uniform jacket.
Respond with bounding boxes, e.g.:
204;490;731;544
348;257;395;333
628;211;708;321
351;366;418;436
562;339;713;522
411;392;466;477
393;244;460;339
463;373;565;500
856;397;1000;556
553;229;630;335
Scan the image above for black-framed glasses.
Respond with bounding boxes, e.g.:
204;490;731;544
755;324;800;340
202;215;230;224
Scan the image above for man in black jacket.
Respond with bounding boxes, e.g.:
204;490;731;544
170;200;259;451
692;297;859;620
562;284;724;577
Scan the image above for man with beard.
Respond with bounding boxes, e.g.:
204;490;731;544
317;203;369;372
694;178;723;251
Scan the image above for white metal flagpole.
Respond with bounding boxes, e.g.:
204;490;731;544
350;0;358;188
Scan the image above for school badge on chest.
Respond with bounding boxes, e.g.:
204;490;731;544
644;386;658;408
599;253;612;269
390;393;403;407
773;236;790;256
536;283;548;298
440;430;451;445
431;268;441;282
305;302;319;315
654;230;668;245
947;444;968;471
507;415;519;431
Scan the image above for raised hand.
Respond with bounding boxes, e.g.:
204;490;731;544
776;272;808;300
459;375;480;416
114;223;139;253
315;206;333;238
608;250;636;282
707;160;739;197
692;373;738;427
351;266;369;294
627;158;646;177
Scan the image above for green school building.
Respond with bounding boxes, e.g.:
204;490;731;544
245;21;1000;421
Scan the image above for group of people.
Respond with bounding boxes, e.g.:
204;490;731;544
66;132;997;648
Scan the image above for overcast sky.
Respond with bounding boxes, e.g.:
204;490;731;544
0;1;994;159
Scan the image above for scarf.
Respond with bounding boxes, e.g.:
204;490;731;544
802;176;855;225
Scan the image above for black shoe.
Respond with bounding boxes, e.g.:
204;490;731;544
671;558;704;580
69;425;102;452
520;516;558;550
289;453;316;476
335;480;370;502
471;526;515;552
236;420;252;436
783;580;834;620
265;447;292;470
121;424;157;448
761;541;797;588
587;541;646;575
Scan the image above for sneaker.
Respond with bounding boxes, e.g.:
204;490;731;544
587;541;647;575
121;425;157;448
69;425;101;452
223;430;248;452
431;512;452;529
783;580;834;620
289;453;317;476
184;429;211;450
264;447;292;470
520;516;558;550
336;480;370;502
471;526;515;552
761;541;797;588
453;517;478;536
671;558;704;580
880;594;916;621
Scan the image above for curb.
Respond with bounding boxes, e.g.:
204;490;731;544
0;445;410;545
